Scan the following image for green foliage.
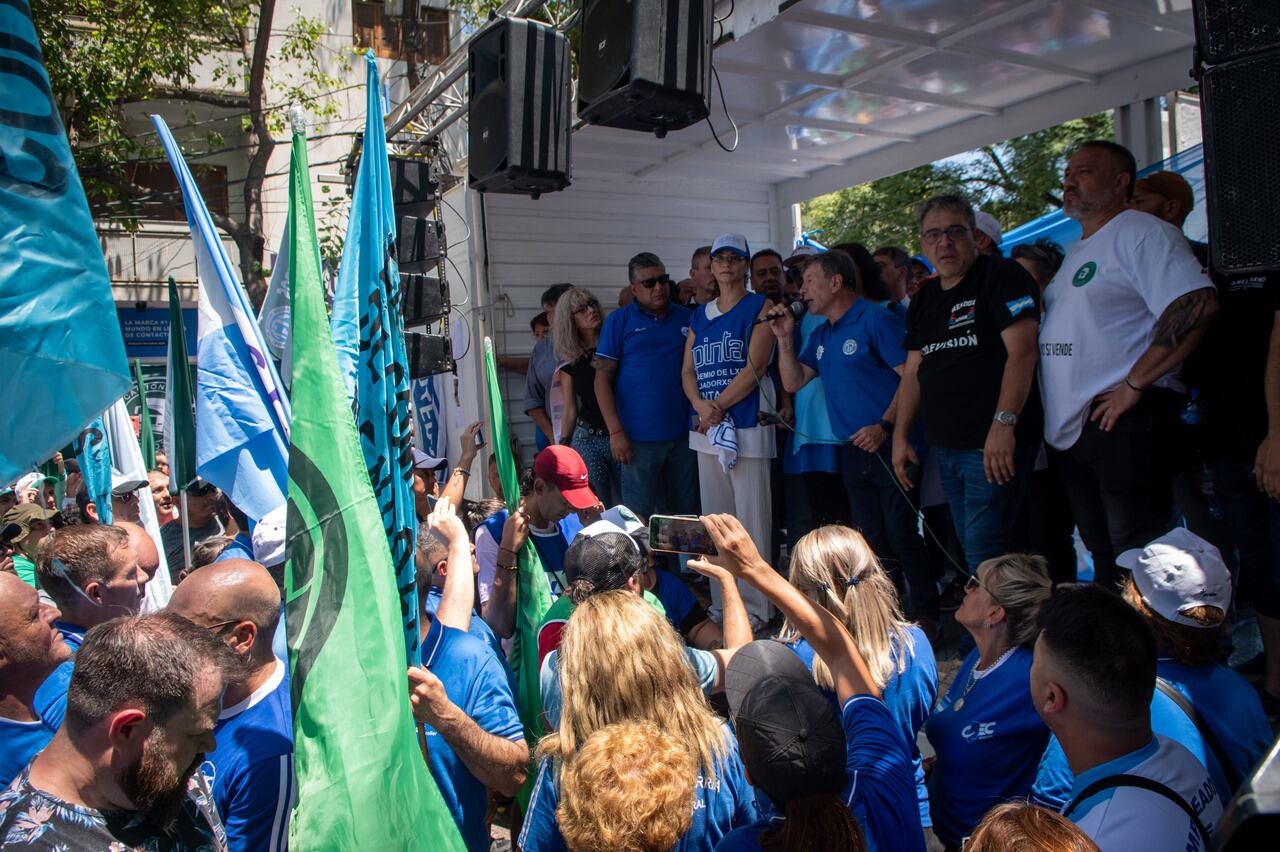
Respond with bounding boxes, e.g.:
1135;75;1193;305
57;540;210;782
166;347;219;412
801;111;1115;253
451;0;580;34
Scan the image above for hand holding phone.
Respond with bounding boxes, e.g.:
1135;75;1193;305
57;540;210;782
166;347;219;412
649;515;718;556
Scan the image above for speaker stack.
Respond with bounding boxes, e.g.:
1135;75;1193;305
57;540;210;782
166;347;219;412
1194;1;1280;275
468;17;572;199
389;155;454;377
577;0;712;137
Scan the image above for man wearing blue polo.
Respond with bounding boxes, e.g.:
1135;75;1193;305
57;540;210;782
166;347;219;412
594;251;697;518
770;250;932;621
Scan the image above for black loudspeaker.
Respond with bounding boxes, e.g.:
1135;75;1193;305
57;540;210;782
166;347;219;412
401;274;448;326
395;216;444;274
1196;0;1280;275
468;17;572;198
1193;0;1280;65
388;157;440;217
578;0;711;136
406;332;454;378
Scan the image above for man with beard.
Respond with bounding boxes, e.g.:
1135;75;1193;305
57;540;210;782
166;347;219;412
0;572;72;786
0;612;241;850
168;559;294;852
32;525;149;732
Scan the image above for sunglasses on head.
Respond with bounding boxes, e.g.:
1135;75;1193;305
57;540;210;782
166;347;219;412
636;274;672;289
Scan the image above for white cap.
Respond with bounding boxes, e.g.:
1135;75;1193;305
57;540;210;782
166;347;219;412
576;518;640;553
974;210;1003;245
111;467;149;496
1118;528;1231;626
786;245;818;264
412;448;447;470
711;233;750;258
601;505;645;538
252;504;288;568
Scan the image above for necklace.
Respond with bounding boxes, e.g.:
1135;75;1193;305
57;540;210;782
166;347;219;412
952;645;1017;712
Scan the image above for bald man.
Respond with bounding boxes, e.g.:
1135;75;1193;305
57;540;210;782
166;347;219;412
118;522;160;587
0;573;71;786
168;559;294;852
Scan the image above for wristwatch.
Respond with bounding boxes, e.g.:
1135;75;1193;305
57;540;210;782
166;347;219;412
993;410;1018;426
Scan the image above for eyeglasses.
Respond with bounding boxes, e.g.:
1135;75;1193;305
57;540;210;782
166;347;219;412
711;253;746;265
921;225;972;245
636;274;672;289
965;572;1004;606
572;302;599;314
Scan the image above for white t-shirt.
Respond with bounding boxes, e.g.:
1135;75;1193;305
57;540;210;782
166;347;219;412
1038;209;1210;449
1067;734;1223;852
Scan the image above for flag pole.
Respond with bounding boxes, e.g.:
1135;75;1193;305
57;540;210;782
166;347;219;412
180;491;192;575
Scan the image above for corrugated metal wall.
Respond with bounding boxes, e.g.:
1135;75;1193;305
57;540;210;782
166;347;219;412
471;173;780;460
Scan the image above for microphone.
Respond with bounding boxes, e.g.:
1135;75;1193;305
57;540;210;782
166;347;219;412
755;299;808;325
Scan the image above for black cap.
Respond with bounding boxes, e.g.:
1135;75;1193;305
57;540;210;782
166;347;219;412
725;640;847;804
563;522;643;595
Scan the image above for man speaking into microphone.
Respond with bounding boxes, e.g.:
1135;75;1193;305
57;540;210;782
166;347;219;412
769;249;932;622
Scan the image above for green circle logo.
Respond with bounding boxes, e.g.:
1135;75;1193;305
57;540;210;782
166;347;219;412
1072;261;1097;287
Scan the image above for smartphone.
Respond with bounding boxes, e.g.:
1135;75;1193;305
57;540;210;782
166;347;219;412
474;427;486;449
649;514;718;556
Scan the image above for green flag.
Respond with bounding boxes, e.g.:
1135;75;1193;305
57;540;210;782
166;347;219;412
283;113;465;851
483;336;554;806
133;359;156;470
164;277;195;492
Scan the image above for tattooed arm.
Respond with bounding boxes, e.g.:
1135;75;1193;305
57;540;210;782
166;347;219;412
1091;287;1218;431
592;356;631;464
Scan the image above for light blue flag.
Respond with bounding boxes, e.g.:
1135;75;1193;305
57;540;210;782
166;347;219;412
73;417;112;525
153;116;292;524
0;0;130;482
257;231;292;391
333;53;421;664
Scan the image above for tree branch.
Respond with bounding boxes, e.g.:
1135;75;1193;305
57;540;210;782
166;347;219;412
141;87;251;110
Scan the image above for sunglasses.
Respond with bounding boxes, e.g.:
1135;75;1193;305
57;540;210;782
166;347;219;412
636;274;672;289
711;253;746;265
965;573;1004;606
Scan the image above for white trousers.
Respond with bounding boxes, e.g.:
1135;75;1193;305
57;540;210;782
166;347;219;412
697;451;774;627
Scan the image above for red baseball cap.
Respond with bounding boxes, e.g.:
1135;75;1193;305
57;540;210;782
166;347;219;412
533;446;598;510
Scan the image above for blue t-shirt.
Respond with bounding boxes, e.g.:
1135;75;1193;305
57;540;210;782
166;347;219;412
790;628;938;827
924;647;1049;845
422;616;525;852
840;695;926;852
798;299;907;439
32;622;86;733
477;510;583;597
1031;687;1232;811
202;659;294;852
596;301;694;442
688;293;770;429
652;569;703;636
0;716;53;788
1157;658;1272;790
519;724;759;852
215;533;254;563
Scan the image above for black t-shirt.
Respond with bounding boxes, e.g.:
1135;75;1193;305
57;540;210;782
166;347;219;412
904;254;1043;448
1184;254;1279;461
564;350;606;430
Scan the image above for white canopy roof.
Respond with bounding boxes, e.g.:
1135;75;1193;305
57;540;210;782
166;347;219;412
569;0;1197;204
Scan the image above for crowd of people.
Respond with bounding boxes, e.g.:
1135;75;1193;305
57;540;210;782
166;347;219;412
0;138;1277;851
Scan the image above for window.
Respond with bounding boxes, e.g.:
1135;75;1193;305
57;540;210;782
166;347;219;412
353;2;450;66
89;162;229;222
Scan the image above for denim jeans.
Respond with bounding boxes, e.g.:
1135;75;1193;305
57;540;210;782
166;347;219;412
934;443;1037;572
841;442;937;620
1210;459;1280;618
619;439;699;518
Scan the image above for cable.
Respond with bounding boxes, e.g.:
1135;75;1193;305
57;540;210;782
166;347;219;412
703;62;739;153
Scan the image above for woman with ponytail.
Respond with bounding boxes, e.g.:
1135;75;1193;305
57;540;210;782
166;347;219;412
700;514;924;852
779;525;939;838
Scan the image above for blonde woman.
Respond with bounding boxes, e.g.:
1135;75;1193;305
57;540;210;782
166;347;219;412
924;554;1053;849
553;287;618;505
780;525;938;837
519;591;758;851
